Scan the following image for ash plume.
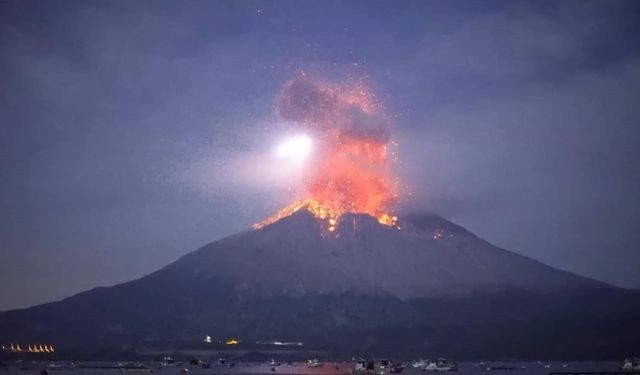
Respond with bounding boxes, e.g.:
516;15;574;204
277;78;390;145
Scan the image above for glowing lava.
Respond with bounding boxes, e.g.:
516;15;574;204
254;76;399;232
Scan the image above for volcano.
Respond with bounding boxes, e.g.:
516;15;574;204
1;209;639;359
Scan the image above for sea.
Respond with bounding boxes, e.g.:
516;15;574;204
0;361;630;375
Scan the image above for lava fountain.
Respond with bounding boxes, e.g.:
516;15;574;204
254;77;399;232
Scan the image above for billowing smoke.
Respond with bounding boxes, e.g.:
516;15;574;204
278;79;391;146
268;77;398;223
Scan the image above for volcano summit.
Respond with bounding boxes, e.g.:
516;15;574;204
1;208;638;359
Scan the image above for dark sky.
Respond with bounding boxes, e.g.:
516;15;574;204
1;0;639;311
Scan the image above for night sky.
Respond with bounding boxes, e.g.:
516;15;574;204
1;0;640;311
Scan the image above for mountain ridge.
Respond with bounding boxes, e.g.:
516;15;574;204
0;210;637;359
165;209;609;300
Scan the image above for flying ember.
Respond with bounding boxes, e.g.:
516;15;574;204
254;76;399;231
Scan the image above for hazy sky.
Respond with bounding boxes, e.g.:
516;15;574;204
1;0;639;311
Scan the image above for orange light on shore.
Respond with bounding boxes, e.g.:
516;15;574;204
5;343;54;353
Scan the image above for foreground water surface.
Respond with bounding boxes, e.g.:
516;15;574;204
0;361;628;375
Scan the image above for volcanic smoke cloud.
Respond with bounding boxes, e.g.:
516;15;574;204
270;77;398;226
278;79;391;144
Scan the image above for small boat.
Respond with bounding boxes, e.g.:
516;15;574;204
422;359;457;372
308;359;324;368
269;359;281;367
161;357;176;367
622;358;640;370
46;363;67;371
353;360;375;373
485;366;518;371
118;363;151;373
389;364;405;374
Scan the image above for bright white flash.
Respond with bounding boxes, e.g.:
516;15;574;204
276;135;312;163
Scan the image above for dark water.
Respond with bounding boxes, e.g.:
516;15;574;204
0;361;626;375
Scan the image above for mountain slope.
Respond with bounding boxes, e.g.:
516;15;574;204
0;211;637;359
169;210;605;299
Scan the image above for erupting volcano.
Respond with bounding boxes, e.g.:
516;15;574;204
3;77;638;361
254;77;399;231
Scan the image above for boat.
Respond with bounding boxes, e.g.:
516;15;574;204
485;366;518;371
422;359;457;372
412;360;430;369
118;363;151;373
161;357;176;367
622;358;640;370
353;360;403;374
269;359;281;367
307;359;324;368
45;363;67;371
389;363;405;374
353;360;375;373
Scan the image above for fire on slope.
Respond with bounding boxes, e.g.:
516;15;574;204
254;76;399;232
